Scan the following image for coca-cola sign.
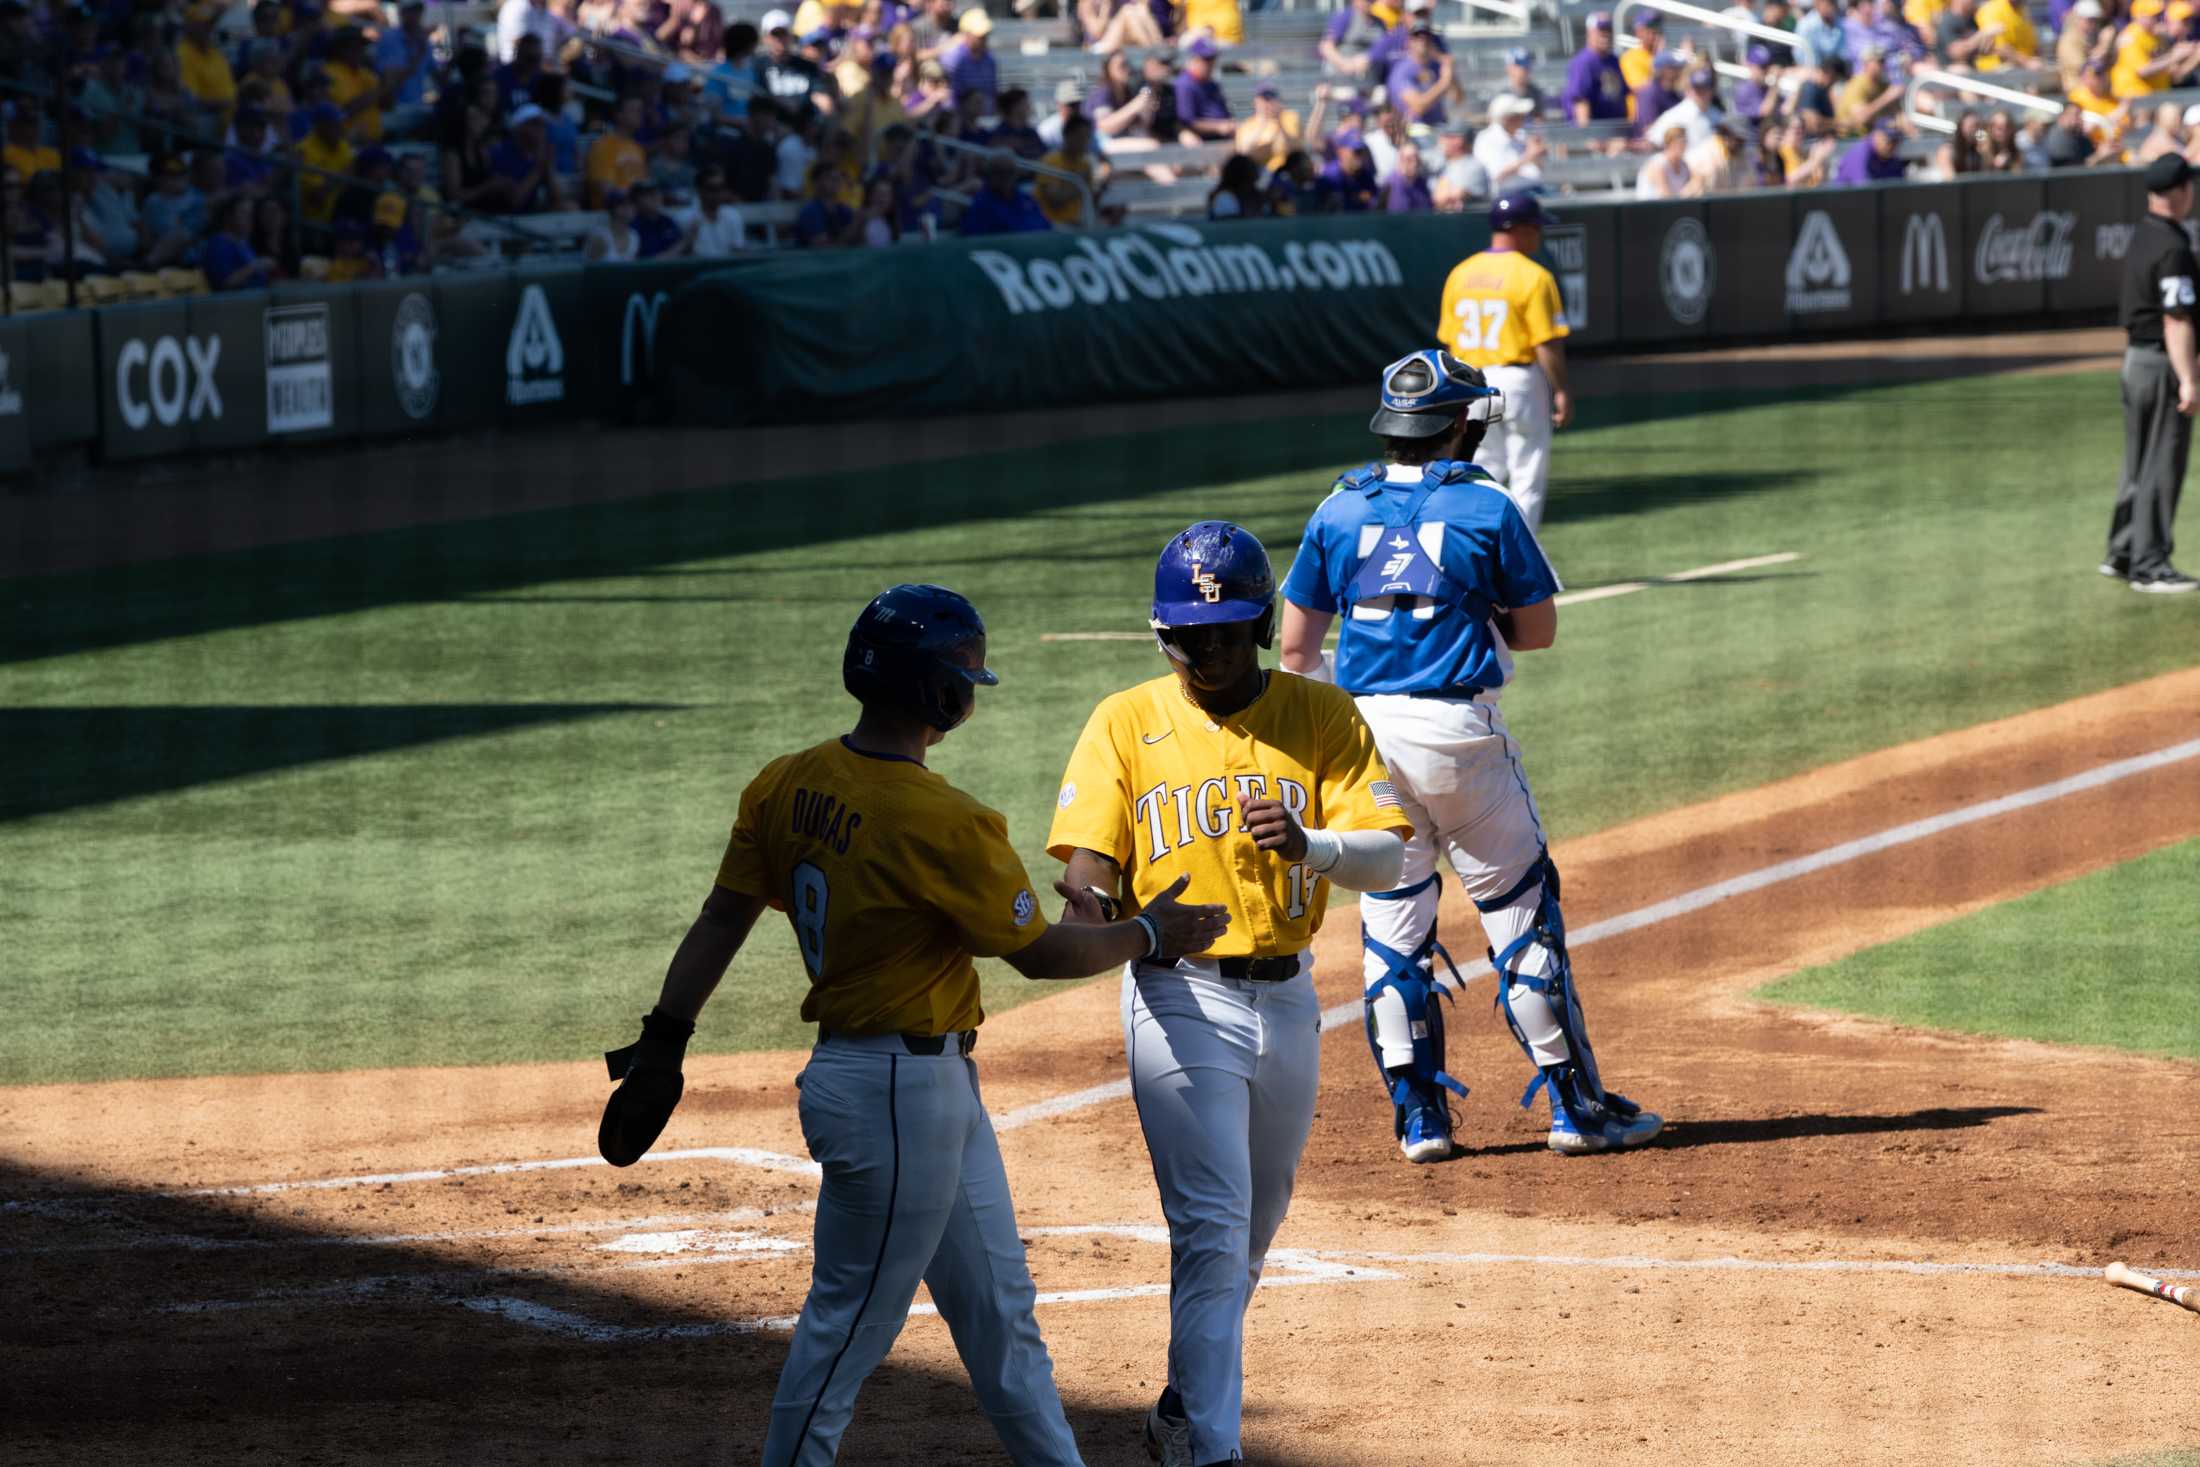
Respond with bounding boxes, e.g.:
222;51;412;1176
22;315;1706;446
1973;211;2076;285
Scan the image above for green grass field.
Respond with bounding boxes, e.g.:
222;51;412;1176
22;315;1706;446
6;370;2197;1085
1760;836;2200;1060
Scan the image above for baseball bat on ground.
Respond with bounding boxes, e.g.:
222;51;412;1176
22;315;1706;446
2104;1262;2200;1314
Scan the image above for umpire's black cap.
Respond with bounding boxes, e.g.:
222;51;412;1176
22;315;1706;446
2145;153;2194;194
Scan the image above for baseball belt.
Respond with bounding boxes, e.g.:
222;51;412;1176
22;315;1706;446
819;1028;979;1056
1215;956;1303;982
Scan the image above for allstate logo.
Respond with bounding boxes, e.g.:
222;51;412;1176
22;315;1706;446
1659;216;1715;326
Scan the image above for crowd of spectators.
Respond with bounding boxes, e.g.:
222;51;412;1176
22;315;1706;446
3;0;2197;280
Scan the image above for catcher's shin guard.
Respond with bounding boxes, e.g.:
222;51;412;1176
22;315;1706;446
1362;872;1469;1144
1484;852;1639;1129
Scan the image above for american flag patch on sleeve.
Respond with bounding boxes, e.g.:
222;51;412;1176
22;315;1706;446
1371;781;1401;809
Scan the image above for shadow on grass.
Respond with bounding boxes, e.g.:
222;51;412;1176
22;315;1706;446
1545;468;1813;526
0;1156;1271;1467
0;703;681;822
6;409;1836;665
3;418;1370;666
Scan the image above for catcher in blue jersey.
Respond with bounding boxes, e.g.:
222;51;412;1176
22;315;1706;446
1277;348;1662;1162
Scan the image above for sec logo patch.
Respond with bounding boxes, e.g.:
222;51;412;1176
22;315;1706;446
1012;889;1037;927
1057;783;1077;808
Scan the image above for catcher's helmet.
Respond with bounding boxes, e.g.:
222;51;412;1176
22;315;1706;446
842;584;998;732
1150;521;1276;650
1488;187;1557;233
1370;348;1504;439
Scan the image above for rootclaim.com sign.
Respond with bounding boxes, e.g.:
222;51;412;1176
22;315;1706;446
969;223;1405;315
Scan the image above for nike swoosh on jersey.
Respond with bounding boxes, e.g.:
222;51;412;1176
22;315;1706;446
1141;730;1174;744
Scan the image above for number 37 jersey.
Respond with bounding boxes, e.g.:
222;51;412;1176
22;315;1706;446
715;737;1047;1037
1436;248;1569;369
1046;674;1412;957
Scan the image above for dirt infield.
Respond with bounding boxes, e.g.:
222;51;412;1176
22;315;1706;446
6;326;2195;1466
6;666;2198;1466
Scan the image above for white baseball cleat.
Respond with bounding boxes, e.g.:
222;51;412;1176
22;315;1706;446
1400;1101;1455;1163
1145;1393;1194;1467
1547;1099;1663;1155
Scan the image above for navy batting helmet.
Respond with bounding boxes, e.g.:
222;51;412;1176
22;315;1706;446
1488;187;1557;233
1150;521;1276;650
843;584;998;732
1370;348;1504;439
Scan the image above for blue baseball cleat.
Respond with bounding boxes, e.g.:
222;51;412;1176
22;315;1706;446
1547;1092;1662;1155
1400;1100;1456;1163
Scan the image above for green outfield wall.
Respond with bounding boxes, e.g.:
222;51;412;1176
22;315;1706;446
1;167;2149;473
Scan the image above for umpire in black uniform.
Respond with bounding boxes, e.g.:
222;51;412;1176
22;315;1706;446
2108;153;2200;593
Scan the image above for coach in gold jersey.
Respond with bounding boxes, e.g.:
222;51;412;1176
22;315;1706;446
596;584;1227;1467
1437;187;1573;531
1047;524;1410;1467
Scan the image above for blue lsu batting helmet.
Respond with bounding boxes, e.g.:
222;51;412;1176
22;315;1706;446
1150;521;1276;649
1488;187;1557;233
1370;348;1504;439
842;584;999;732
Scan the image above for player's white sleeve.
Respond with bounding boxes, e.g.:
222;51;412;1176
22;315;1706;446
1285;651;1336;685
1299;828;1404;892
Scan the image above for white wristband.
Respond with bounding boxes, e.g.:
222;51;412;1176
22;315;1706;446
1132;913;1161;958
1301;826;1343;873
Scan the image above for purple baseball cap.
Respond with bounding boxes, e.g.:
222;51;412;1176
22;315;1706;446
1507;46;1533;64
1652;49;1679;69
1186;35;1218;58
1586;9;1612;28
1746;42;1775;65
1688;67;1714;86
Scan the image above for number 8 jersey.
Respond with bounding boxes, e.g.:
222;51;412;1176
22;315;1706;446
1436;246;1569;369
715;737;1047;1036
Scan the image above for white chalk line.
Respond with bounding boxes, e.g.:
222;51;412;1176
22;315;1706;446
0;1206;816;1259
1553;550;1804;607
159;1222;2200;1340
1039;551;1806;640
0;1145;826;1222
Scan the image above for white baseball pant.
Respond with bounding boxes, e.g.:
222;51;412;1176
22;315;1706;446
1353;693;1565;1069
1473;362;1554;532
761;1035;1084;1467
1123;957;1321;1466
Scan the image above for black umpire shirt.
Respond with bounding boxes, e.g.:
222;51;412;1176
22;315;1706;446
2122;213;2200;347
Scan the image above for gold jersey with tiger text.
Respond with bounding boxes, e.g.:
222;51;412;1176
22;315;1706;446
1046;673;1412;957
716;737;1046;1036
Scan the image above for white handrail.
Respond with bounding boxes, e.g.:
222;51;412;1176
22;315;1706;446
926;131;1099;231
1614;32;1751;86
1612;0;1805;53
1452;0;1532;24
1901;64;2060;136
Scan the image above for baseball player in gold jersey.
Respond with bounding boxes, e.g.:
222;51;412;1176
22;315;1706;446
1437;188;1574;531
596;584;1227;1467
1046;524;1412;1467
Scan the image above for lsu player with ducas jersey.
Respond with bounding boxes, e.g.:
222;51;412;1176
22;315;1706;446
1278;349;1661;1164
594;584;1227;1467
1437;188;1574;531
1046;524;1411;1467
